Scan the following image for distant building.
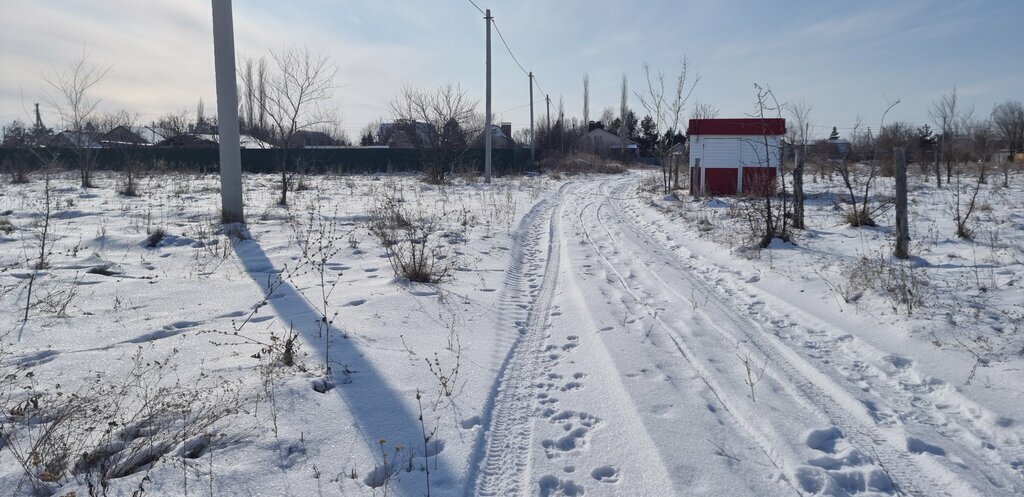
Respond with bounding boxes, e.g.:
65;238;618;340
156;133;272;149
378;120;438;149
99;126;148;147
289;130;336;148
156;134;218;148
138;126;172;145
578;128;639;158
783;138;850;161
477;122;516;149
50;130;103;149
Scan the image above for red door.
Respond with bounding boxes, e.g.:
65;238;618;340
705;168;738;195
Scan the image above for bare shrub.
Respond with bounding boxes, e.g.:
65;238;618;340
1;347;239;495
550;154;627;175
951;169;983;240
819;253;928;315
3;157;30;184
0;216;13;234
368;185;457;284
146;227;166;248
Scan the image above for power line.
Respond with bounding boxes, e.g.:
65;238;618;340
491;19;528;77
498;98;545;114
530;73;545;98
466;0;485;15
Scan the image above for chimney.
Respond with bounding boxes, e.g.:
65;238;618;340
500;122;512;138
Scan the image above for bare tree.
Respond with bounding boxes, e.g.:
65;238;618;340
991;100;1023;186
388;83;481;183
745;83;789;246
582;74;590;150
635;58;700;192
785;101;812;229
833;99;901;227
239;56;270;141
154;109;193;137
619;74;629;159
44;47;110;187
95;109;140;133
992;100;1024;152
689;100;720;121
246;47;338;205
968;119;994;183
930;88;975;185
599;107;616;129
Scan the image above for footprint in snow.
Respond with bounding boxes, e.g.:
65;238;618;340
906;437;946;456
560;382;582;391
591;466;620;483
538;475;585;497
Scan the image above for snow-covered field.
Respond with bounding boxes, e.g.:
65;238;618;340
0;168;1021;496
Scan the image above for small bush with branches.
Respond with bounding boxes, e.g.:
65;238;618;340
368;184;458;284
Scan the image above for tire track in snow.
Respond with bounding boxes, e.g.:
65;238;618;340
611;175;1024;495
468;183;571;497
575;177;981;496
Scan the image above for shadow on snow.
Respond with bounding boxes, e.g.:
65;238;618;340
234;239;456;494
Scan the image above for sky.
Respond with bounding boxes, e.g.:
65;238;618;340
1;0;1021;140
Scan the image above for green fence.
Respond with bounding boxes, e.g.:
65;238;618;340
0;146;536;176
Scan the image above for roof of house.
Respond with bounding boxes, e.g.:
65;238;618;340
138;126;173;145
688;118;786;136
581;127;638;148
53;130;103;148
195;133;274;149
379;121;438;148
289;130;335;147
99;126;148;146
476;124;516;148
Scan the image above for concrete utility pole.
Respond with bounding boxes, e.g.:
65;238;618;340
529;72;535;170
545;94;551;131
34;103;43;130
484;9;493;184
211;0;244;223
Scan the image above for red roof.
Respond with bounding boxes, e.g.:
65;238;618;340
688;118;786;136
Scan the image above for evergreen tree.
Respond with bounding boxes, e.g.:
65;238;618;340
828;126;840;140
360;131;375;146
640;115;658;154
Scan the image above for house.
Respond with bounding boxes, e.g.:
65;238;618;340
688;118;786;196
783;138;849;161
195;134;273;149
156;133;272;149
378;120;437;149
477;122;516;149
50;130;103;149
289;130;336;148
994;149;1024;164
579;127;639;158
138;126;172;145
99;126;148;147
155;134;218;148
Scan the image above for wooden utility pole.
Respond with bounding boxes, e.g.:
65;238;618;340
894;146;911;259
211;0;244;223
529;72;535;170
793;148;805;229
484;9;493;184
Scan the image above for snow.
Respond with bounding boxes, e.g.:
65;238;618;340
0;168;1022;496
